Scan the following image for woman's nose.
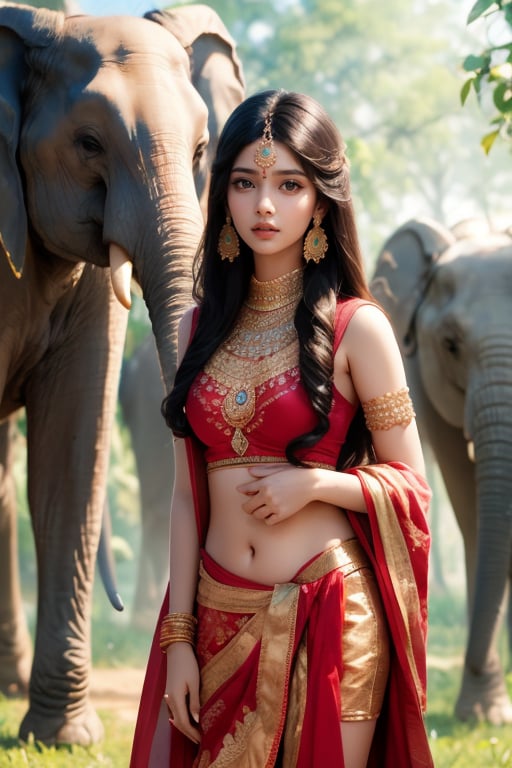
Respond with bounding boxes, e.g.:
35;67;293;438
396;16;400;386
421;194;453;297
256;195;275;216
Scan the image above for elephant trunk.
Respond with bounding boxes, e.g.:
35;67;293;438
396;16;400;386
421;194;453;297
136;166;203;392
106;151;204;392
464;369;512;673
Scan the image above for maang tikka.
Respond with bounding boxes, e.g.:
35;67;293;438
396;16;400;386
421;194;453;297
254;112;277;178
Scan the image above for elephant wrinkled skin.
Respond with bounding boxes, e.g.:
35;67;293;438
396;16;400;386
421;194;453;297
119;333;173;627
0;1;243;745
372;217;512;724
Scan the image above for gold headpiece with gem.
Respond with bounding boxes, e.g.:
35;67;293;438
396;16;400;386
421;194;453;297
254;112;277;176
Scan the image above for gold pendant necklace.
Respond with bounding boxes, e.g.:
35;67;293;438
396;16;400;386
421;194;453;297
221;386;256;456
207;269;303;456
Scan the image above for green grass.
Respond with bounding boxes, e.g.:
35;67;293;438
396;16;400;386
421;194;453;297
0;702;133;767
426;588;512;767
0;600;154;767
2;588;512;766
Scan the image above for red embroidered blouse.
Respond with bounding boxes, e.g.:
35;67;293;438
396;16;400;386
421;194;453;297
186;298;369;470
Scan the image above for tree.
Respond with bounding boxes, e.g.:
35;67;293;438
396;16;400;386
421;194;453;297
461;0;512;153
199;0;511;254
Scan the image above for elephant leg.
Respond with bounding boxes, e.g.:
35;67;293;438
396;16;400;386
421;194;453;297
421;393;512;723
508;567;512;671
120;335;173;628
0;416;32;694
131;443;173;628
19;268;128;745
405;361;512;721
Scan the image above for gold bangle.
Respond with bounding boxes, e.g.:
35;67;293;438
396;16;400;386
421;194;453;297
361;387;415;431
159;612;197;653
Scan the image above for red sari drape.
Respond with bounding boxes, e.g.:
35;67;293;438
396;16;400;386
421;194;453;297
130;439;434;768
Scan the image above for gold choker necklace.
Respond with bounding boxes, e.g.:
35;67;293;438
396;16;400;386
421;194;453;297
245;268;303;311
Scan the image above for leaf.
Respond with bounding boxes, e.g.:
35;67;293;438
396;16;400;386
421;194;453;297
460;77;475;105
481;128;500;153
467;0;499;24
493;81;512;112
462;53;490;72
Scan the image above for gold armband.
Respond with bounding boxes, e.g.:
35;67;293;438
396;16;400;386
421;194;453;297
362;387;415;431
159;612;197;653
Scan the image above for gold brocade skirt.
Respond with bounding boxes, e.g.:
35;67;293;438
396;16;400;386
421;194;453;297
197;537;389;724
340;538;390;721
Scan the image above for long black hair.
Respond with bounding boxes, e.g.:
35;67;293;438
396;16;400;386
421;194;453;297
163;89;375;469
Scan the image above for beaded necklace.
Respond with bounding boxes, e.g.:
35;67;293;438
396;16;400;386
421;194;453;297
204;268;303;455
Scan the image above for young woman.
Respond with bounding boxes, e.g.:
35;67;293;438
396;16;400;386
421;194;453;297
130;90;433;768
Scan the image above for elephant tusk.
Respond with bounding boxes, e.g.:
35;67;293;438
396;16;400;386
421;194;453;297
109;243;133;309
467;441;475;462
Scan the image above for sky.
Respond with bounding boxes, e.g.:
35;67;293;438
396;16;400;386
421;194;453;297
79;0;477;19
80;0;160;15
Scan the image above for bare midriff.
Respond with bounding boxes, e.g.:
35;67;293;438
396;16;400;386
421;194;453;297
204;464;355;585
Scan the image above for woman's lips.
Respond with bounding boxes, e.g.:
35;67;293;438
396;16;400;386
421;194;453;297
252;224;279;239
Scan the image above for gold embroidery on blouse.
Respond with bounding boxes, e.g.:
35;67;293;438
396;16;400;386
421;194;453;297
203;269;303;455
362;387;415;431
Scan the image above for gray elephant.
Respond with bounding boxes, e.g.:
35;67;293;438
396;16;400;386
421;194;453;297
372;217;512;724
119;332;172;628
0;1;243;745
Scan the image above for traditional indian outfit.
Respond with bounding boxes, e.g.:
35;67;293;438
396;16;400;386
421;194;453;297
130;272;433;767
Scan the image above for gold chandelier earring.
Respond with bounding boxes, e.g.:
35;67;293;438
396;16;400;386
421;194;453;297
303;213;328;263
218;215;240;262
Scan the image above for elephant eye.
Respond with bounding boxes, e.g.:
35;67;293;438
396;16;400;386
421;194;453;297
75;132;104;157
196;141;206;157
442;335;460;357
193;142;206;166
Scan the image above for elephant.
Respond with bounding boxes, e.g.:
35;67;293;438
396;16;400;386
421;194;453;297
371;217;512;724
0;1;244;745
118;332;172;629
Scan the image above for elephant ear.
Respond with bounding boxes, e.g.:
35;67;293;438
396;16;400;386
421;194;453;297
451;217;490;240
145;5;245;208
0;4;63;278
371;217;455;356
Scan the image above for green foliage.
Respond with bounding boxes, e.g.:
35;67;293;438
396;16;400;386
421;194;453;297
462;0;512;153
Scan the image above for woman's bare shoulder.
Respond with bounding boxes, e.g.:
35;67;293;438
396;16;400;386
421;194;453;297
342;302;407;401
343;302;400;354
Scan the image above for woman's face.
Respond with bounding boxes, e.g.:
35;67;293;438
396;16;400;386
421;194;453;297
226;140;325;274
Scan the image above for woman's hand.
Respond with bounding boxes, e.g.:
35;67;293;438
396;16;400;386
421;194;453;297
164;643;201;744
237;465;313;525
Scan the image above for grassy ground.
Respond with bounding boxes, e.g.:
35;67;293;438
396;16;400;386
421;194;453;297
0;703;134;767
426;589;512;767
2;589;512;766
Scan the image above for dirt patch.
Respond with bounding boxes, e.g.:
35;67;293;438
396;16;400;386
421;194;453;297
90;667;145;722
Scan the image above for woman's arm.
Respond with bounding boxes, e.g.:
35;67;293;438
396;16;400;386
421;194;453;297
344;303;425;475
164;306;202;743
168;438;200;614
168;305;199;614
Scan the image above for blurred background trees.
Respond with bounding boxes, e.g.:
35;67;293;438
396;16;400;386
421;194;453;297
461;0;512;153
194;0;511;258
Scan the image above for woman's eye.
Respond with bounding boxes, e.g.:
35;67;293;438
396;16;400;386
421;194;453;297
282;180;301;192
233;178;253;189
